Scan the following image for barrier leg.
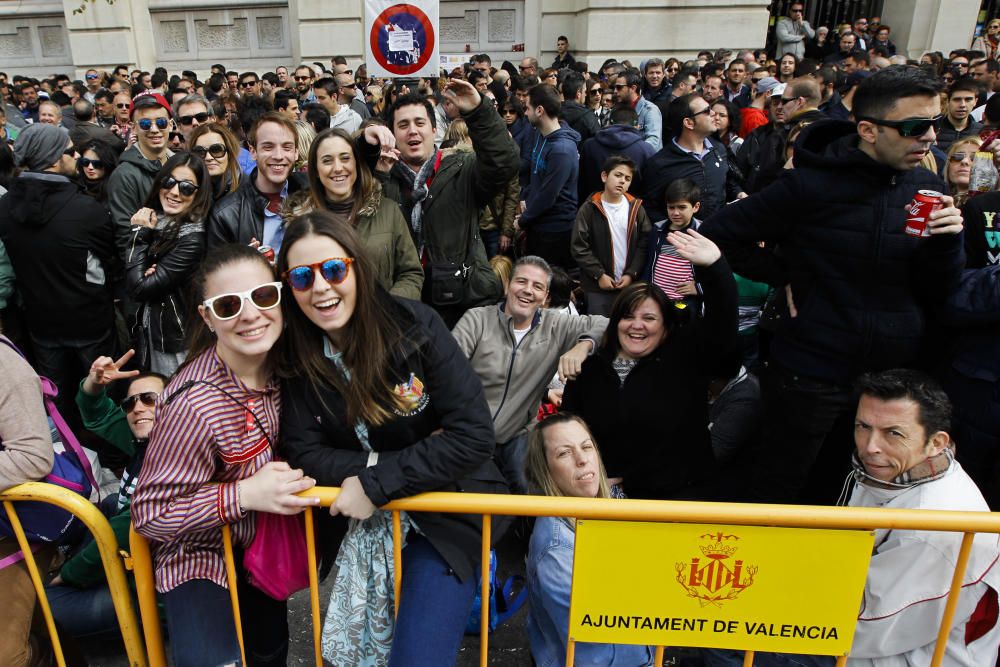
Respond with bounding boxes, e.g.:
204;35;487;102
654;645;665;666
565;638;576;666
743;649;754;666
835;656;847;666
930;532;975;667
129;526;167;667
481;514;491;667
392;510;402;618
304;508;322;667
221;525;247;667
2;501;66;667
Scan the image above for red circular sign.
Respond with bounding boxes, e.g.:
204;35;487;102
369;4;436;76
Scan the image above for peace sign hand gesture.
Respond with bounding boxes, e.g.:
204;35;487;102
82;349;141;396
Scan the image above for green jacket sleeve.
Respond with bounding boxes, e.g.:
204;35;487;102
388;204;425;301
59;508;131;589
75;381;135;457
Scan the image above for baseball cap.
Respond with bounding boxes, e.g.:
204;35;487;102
129;90;172;119
770;83;787;98
755;77;781;96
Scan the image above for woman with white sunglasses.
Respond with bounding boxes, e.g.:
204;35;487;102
132;243;320;667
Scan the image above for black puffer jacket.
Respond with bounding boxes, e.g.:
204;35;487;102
560;100;601;145
640;135;743;222
701;119;964;383
205;169;308;249
281;294;509;582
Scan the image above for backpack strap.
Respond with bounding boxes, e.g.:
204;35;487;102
494;574;528;625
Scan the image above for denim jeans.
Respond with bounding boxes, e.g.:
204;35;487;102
481;228;501;260
702;648;836;667
494;433;530;495
164;572;288;667
46;583;120;640
389;535;477;667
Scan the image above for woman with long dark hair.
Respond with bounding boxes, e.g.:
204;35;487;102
561;229;738;500
276;211;507;666
126;152;212;375
284;127;423;299
188;122;241;203
76;140;120;204
132;244;318;667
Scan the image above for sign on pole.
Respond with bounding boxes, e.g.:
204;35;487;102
569;521;874;656
365;0;440;79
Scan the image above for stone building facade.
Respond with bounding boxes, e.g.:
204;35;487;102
0;0;986;79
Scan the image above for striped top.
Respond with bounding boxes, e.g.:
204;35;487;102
131;348;280;593
651;242;695;300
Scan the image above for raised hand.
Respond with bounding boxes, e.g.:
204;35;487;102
442;79;483;114
82;349;140;395
667;228;722;267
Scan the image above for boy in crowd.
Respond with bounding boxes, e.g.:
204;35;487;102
571;155;650;316
642;178;703;308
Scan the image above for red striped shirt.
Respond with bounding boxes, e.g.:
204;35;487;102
652;243;694;300
131;348;280;593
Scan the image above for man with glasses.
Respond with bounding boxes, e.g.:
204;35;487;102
778;77;825;132
938;77;983;151
174;93;214;144
83;68;103;103
642;58;673;110
852;17;870;49
0;123;118;427
336;71;369;120
238;72;261;98
614;70;662;149
776;2;815;60
293;65;317;104
642;93;744;225
519;56;539;78
107;92;174;258
702;66;965;506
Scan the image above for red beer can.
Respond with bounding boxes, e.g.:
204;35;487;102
904;190;943;238
258;245;275;263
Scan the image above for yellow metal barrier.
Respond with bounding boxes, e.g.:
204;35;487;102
129;488;1000;667
0;482;148;667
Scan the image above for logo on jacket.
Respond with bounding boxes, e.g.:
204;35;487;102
675;531;758;607
392;372;430;416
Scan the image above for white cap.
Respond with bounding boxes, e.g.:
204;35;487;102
770;83;787;98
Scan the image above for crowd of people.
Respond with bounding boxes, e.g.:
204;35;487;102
3;5;1000;666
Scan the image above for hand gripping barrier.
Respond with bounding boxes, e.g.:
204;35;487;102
0;481;148;667
128;488;1000;667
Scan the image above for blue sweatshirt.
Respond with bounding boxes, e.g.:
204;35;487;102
520;124;581;232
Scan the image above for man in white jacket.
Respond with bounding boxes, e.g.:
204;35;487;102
846;369;1000;666
776;3;815;60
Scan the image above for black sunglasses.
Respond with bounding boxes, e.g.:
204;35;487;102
179;112;211;126
115;102;130;109
294;75;311;81
857;114;943;137
160;176;199;196
689;106;713;118
241;80;258;87
948;152;973;162
78;157;105;169
63;146;78;157
121;391;158;411
191;142;227;159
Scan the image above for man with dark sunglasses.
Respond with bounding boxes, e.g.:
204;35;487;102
702;65;965;507
336;71;370;121
107;92;174;260
173;93;214;144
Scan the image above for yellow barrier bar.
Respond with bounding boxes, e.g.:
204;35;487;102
221;525;247;667
2;482;147;667
743;649;754;666
301;489;1000;533
654;645;664;666
392;510;402;619
480;514;491;667
3;500;67;667
836;655;847;666
304;508;322;667
128;526;166;667
565;637;576;665
930;531;975;667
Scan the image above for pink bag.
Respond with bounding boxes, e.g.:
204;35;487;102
244;511;312;601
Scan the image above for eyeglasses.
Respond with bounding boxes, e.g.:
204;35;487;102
949;152;973;162
689;106;713;118
203;282;283;320
160;176;199;196
63;146;78;157
613;84;628;90
954;62;969;68
283;257;354;291
857;114;943;137
178;112;211;126
780;96;800;105
240;80;258;88
136;117;170;132
121;391;158;411
294;75;311;82
78;157;105;169
340;83;356;89
191;142;227;159
589;89;602;95
85;74;99;80
115;102;130;109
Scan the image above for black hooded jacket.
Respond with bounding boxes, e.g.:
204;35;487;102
701;119;964;383
0;172;117;339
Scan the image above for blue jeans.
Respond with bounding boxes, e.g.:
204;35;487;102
164;573;287;667
494;433;529;495
702;648;836;667
481;228;501;259
389;535;477;667
46;583;120;640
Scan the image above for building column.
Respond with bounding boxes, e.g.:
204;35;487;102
882;0;981;60
62;0;156;75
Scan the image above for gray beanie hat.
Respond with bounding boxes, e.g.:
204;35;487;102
13;123;71;171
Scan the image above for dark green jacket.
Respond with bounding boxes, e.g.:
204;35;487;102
366;99;519;308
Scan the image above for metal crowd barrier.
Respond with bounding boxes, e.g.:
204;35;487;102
0;481;148;667
125;489;1000;667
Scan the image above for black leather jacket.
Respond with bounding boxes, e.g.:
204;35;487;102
206;169;308;249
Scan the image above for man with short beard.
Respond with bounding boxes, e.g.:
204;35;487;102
294;65;317;104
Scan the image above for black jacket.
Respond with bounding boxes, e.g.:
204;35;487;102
701;119;965;383
733;121;787;194
560;101;601;145
205;170;308;249
281;295;509;582
125;218;206;356
0;172;117;339
578;124;657;202
561;258;738;500
641;135;742;222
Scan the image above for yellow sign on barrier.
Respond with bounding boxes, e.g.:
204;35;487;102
569;520;875;656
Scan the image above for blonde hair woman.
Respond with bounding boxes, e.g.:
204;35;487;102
945;136;984;206
972;20;1000;62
